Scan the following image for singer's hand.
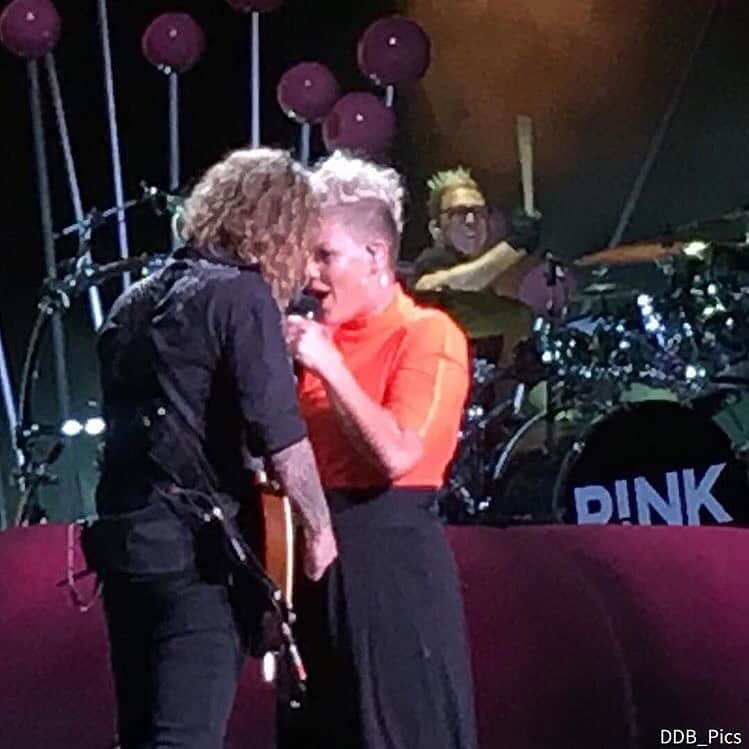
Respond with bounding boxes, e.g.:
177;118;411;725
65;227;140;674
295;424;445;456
286;316;342;377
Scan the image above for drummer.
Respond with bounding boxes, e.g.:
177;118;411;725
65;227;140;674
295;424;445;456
412;166;541;294
412;167;541;364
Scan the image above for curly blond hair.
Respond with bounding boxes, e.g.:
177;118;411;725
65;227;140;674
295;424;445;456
181;148;319;308
426;166;482;221
310;151;405;234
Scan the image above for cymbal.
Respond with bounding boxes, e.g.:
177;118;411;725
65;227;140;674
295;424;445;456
568;282;637;316
578;282;633;297
575;205;749;268
575;241;684;267
413;289;534;341
676;207;749;243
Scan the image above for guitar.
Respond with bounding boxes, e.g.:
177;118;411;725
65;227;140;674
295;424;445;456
254;470;296;604
242;471;306;692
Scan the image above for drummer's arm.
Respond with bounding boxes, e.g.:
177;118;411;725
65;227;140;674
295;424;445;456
414;242;525;292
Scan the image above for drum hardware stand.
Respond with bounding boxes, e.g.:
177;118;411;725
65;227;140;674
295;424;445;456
13;256;152;526
543;252;564;454
437;477;481;520
549;426;599;524
12;273;75;526
12;186;171;525
438;394;517;520
12;434;65;526
708;382;749;458
491;409;549;486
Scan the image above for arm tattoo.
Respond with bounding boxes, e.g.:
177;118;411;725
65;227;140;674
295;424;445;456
269;437;331;535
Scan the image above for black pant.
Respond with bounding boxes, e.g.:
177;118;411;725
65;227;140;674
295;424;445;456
280;489;478;749
102;570;246;749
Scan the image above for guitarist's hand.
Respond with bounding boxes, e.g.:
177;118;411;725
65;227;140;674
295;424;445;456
303;525;338;581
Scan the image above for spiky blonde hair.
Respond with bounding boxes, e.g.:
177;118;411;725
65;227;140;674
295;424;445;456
426;166;482;220
310;150;405;234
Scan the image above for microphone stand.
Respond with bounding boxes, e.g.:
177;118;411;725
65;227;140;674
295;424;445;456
54;179;182;245
54;198;143;242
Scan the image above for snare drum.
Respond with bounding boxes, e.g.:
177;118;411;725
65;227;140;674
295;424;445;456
490;400;749;526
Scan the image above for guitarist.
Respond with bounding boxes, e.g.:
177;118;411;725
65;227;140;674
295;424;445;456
82;148;336;749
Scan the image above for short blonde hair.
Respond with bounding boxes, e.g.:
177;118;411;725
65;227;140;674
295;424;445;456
181;148;319;308
310;151;405;234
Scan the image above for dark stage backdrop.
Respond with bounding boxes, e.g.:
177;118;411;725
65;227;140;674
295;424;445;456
0;0;400;523
399;0;749;258
2;0;749;523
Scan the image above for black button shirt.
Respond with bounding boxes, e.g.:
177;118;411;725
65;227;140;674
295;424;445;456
87;247;306;575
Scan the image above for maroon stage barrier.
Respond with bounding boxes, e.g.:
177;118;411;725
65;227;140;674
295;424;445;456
1;523;748;748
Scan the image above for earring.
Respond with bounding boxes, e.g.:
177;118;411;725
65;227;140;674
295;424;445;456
379;273;389;287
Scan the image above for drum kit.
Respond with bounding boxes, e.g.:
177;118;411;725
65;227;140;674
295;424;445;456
417;208;749;528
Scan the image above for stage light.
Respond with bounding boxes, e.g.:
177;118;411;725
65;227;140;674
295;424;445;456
61;419;83;437
60;416;106;437
683;241;708;258
84;417;106;436
261;653;276;683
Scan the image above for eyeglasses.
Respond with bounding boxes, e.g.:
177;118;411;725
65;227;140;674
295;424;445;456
441;205;488;222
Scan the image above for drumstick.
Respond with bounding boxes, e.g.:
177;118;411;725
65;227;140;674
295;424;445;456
516;114;535;217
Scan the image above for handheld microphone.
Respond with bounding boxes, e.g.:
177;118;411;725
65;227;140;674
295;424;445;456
141;182;183;217
287;292;320;320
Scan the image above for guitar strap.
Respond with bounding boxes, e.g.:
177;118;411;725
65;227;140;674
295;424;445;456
148;391;308;701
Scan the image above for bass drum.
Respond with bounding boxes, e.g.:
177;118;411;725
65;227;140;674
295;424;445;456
490;400;749;526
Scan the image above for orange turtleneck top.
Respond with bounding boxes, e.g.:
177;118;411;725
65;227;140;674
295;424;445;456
297;287;470;489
